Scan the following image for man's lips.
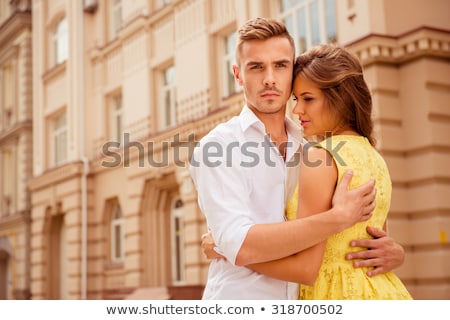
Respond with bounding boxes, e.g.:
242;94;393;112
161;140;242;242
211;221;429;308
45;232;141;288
261;91;280;98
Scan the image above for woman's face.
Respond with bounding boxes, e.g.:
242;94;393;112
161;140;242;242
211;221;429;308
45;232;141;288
292;75;337;139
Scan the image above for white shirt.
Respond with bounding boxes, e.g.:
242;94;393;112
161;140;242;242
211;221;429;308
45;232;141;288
190;105;304;299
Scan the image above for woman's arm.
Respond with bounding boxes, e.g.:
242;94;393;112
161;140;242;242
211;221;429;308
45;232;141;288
247;147;338;285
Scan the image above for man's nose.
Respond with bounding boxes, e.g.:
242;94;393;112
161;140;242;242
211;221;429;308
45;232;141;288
263;68;275;86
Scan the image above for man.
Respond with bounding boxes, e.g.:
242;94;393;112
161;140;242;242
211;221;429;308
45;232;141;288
190;17;404;299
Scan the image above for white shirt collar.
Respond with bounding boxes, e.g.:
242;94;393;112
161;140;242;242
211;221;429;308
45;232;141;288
238;104;304;145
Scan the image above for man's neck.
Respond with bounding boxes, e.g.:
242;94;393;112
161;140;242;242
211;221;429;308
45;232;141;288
246;104;289;159
265;120;288;161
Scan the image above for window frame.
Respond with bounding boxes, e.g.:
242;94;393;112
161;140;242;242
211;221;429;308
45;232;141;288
53;111;68;166
0;61;17;129
161;65;176;129
110;203;125;262
222;32;240;97
170;198;185;284
110;0;122;37
278;0;337;54
53;17;68;66
1;146;16;216
111;94;123;146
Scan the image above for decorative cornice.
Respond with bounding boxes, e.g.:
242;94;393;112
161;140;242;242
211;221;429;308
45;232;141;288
89;14;149;62
0;209;30;231
28;161;87;192
0;119;32;145
346;26;450;67
41;61;66;83
0;43;19;65
0;11;31;45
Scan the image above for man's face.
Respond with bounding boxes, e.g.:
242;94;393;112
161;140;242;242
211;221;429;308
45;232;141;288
233;37;294;119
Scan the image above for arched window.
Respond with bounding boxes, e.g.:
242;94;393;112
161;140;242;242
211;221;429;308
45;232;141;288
111;203;125;262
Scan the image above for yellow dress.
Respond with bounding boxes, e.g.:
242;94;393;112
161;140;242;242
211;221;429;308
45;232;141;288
286;135;412;300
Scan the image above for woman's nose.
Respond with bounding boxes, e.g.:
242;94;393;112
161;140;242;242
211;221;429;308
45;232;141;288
293;101;304;115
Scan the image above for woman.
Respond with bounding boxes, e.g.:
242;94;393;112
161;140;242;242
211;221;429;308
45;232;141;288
280;44;412;299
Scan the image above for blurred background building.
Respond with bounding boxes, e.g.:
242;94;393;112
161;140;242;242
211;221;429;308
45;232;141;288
0;0;449;300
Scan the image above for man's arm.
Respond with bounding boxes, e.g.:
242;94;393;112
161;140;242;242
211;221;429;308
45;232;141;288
192;136;375;267
346;225;405;276
235;169;376;266
245;147;335;284
190;134;255;265
202;220;405;277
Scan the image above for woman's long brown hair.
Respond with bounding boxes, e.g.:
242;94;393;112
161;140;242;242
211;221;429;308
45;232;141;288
294;44;375;146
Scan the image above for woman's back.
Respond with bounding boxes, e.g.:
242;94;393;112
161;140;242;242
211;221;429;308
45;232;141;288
287;135;412;299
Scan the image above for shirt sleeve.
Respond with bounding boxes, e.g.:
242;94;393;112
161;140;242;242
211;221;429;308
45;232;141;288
189;133;255;265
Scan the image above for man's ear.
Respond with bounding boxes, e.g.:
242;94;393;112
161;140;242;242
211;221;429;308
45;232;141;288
232;65;243;86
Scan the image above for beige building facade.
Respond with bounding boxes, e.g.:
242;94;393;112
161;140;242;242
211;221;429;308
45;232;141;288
0;0;448;300
0;0;32;300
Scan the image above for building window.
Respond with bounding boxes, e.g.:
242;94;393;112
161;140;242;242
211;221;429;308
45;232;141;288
1;62;15;129
161;66;176;128
1;147;16;216
171;199;185;284
53;17;68;65
111;94;123;145
110;203;125;262
53;112;67;165
223;32;239;97
111;0;122;36
278;0;337;53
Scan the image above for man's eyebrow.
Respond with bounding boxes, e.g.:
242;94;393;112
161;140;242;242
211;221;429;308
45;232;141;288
245;61;263;67
245;59;292;67
274;59;292;65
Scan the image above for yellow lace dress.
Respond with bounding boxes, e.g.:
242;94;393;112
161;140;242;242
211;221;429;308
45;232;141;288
286;135;412;299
